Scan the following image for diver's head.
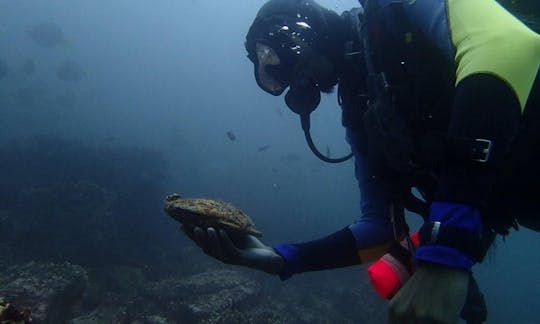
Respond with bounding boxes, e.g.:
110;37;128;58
245;0;345;115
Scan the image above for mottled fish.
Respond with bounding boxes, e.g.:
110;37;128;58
226;131;236;141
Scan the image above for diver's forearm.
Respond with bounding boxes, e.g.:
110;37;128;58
273;227;359;280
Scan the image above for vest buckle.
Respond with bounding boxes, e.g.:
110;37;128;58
471;139;492;163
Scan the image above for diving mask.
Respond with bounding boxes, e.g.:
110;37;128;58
254;42;289;96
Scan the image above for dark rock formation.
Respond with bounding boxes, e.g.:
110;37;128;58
0;137;174;267
0;296;32;323
144;269;262;322
0;262;87;323
0;262;386;323
71;267;386;324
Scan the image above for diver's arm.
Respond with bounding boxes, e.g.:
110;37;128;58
273;227;359;279
389;74;516;324
274;131;400;279
415;73;521;270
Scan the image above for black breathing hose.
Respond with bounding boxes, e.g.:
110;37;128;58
300;115;353;163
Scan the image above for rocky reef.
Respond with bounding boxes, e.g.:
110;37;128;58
143;269;262;322
0;137;175;267
0;262;87;323
0;297;31;323
0;261;385;323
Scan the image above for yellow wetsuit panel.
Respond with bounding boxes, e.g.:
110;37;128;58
448;0;540;110
356;233;405;263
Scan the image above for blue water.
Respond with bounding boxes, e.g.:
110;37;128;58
0;1;538;323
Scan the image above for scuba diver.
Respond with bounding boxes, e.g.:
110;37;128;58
182;0;540;323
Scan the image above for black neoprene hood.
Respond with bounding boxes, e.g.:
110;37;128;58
245;0;345;68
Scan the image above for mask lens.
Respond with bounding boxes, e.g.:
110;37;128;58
255;43;287;95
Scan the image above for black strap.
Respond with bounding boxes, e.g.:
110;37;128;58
446;137;493;163
422;132;494;166
339;9;369;130
403;190;430;219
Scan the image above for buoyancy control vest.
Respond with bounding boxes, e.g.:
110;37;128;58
339;2;449;214
339;1;500;213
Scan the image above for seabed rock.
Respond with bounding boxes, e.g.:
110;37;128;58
0;261;88;323
144;269;262;323
0;296;31;323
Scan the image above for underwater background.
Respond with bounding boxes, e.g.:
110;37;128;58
0;0;538;323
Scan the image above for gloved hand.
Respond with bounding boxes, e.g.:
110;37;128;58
388;262;469;324
182;226;284;275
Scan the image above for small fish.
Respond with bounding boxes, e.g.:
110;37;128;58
226;131;236;141
257;145;270;152
326;145;331;158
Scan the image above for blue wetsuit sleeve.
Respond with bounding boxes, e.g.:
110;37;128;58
273;227;358;280
346;128;400;249
273;128;401;280
415;202;481;271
